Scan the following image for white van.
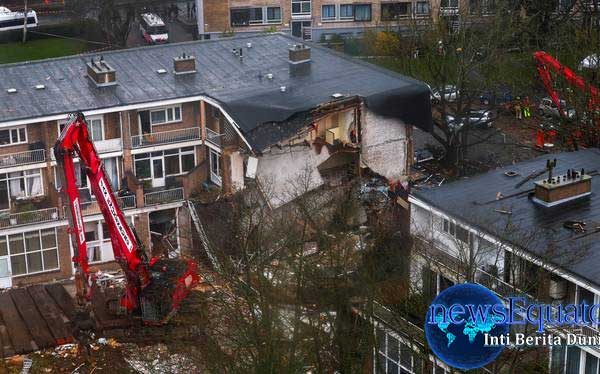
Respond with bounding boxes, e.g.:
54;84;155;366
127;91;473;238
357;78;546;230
140;13;169;44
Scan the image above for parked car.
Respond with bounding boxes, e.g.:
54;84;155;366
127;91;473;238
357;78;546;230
538;97;576;119
479;89;513;106
430;85;460;103
445;109;495;131
140;13;169;44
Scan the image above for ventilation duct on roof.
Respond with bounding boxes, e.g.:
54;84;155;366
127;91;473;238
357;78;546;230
173;53;196;75
532;160;592;207
87;56;117;87
289;44;311;77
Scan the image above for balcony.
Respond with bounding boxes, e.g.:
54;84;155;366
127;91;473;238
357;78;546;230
206;128;224;147
0;149;46;169
0;207;59;229
94;138;123;154
131;128;201;149
62;195;136;217
144;187;184;206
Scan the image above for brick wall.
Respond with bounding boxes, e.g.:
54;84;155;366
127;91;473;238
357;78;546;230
134;213;152;258
177;207;194;256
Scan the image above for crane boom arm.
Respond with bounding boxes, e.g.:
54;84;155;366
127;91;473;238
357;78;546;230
534;51;600;114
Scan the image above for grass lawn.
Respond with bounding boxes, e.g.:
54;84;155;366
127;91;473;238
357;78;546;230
0;38;88;65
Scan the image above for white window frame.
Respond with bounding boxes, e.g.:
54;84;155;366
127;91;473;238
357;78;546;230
441;217;471;245
0;127;27;147
266;6;282;23
415;1;430;16
57;115;104;141
134;147;196;181
149;105;182;126
321;4;337;20
339;4;354;20
292;0;312;15
85;220;113;264
3;169;44;201
4;228;60;277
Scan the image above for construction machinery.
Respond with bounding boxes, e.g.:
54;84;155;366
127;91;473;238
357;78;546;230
533;51;600;147
54;112;200;325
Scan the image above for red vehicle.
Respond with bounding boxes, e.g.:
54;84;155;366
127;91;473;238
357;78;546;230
534;51;600;147
54;112;199;324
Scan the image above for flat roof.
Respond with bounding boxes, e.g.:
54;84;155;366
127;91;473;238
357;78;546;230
0;33;432;150
412;149;600;288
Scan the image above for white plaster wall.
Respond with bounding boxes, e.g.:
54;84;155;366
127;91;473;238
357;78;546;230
256;145;331;208
230;151;245;191
361;108;409;183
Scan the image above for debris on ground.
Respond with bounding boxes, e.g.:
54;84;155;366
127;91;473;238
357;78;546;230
122;343;198;374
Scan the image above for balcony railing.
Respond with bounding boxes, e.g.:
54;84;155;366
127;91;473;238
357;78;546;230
94;138;123;154
0;207;59;229
131;128;201;148
144;187;184;206
206;128;224;147
63;195;136;217
0;149;46;169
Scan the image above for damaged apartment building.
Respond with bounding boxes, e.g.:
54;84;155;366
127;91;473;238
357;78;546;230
0;33;430;289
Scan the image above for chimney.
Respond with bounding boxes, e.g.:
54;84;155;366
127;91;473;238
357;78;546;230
532;161;592;207
173;53;197;75
289;44;311;76
87;56;117;87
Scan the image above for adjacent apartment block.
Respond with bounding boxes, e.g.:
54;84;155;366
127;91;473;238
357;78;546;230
195;0;479;41
393;149;600;373
0;33;431;289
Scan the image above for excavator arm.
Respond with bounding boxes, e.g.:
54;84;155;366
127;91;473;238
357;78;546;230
55;112;199;324
534;51;600;115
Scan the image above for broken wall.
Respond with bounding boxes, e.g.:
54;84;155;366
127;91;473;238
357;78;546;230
360;108;410;184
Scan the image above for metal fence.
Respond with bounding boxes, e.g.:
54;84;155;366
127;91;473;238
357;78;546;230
0;149;45;169
131;128;201;148
0;207;59;229
144;187;184;206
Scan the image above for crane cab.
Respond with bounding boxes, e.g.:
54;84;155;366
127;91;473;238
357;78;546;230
140;13;169;45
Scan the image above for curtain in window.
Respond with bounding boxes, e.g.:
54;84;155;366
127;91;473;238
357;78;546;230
90;120;103;141
26;172;42;197
354;5;371;20
8;173;24;198
322;5;335;19
104;158;118;190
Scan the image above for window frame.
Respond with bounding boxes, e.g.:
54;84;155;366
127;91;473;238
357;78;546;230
339;4;355;19
292;0;312;16
415;1;430;15
6;228;59;277
381;2;412;21
3;169;44;200
321;4;337;20
266;7;282;23
0;126;27;147
353;4;372;21
149;105;182;126
441;217;471;245
134;147;196;181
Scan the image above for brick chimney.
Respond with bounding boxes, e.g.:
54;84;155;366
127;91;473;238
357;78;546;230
532;162;592;207
289;44;311;76
173;53;197;75
87;57;117;87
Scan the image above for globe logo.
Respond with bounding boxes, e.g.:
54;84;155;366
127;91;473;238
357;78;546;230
425;283;509;370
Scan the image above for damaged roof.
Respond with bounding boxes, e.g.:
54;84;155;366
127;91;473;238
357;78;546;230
411;149;600;289
0;33;431;151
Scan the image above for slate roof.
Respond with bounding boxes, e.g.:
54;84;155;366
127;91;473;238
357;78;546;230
0;33;432;151
412;149;600;288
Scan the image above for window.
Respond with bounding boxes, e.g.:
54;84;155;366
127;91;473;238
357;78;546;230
469;0;496;13
3;170;43;200
375;327;424;373
134;148;195;180
149;106;181;126
58;116;103;140
6;229;59;276
442;218;471;244
340;4;354;19
266;7;282;22
415;1;430;15
0;127;27;146
322;4;336;20
249;8;264;24
381;3;411;20
441;0;459;7
85;220;113;263
354;4;372;21
231;8;250;26
292;0;311;15
54;157;119;194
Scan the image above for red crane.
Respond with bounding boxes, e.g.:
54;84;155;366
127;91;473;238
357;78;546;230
54;112;200;324
533;51;600;147
534;51;599;113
